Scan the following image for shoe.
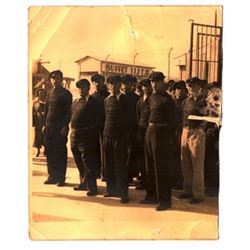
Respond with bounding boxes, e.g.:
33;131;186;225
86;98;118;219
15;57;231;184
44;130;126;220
178;193;193;199
120;197;129;204
189;198;204;204
73;185;87;191
44;179;57;185
155;202;171;211
103;193;118;198
57;182;65;187
87;191;98;196
139;197;158;204
135;183;145;190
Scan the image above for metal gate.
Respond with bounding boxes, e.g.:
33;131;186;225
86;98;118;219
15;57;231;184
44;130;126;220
189;23;223;84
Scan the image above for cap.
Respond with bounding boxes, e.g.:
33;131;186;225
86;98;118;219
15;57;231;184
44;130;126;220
166;79;176;91
76;79;90;88
149;71;165;82
186;77;201;86
107;75;122;85
208;81;221;89
49;70;63;79
121;74;133;84
91;74;105;83
173;80;186;90
140;78;151;87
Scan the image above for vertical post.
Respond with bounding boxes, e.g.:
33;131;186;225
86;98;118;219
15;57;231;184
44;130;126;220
133;52;139;77
104;54;110;84
168;47;173;81
189;22;194;78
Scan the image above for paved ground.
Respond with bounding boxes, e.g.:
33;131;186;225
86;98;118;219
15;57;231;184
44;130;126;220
29;148;218;240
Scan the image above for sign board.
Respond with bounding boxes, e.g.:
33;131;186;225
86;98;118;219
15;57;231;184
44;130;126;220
101;62;153;77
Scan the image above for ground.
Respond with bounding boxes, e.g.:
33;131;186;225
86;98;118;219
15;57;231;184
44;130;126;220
29;148;218;240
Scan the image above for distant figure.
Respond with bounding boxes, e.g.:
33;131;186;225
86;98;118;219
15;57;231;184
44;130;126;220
32;89;47;157
43;70;72;186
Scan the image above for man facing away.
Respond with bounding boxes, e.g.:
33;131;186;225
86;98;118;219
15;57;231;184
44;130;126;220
140;71;177;211
70;79;101;195
43;70;72;186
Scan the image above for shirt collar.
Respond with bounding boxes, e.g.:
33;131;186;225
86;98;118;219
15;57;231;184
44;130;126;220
107;92;122;100
79;95;90;102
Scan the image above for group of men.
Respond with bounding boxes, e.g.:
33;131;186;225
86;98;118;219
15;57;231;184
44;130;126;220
40;69;220;211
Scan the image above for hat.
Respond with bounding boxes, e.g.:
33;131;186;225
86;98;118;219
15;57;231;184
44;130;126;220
149;71;165;82
121;74;133;84
140;79;151;87
186;77;201;86
107;75;122;85
49;70;63;79
166;79;176;91
208;81;221;89
91;74;105;83
36;88;47;97
76;79;90;88
173;80;186;90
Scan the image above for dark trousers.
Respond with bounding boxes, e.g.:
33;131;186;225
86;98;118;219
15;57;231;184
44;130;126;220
127;130;140;181
145;126;174;203
44;127;68;182
99;132;105;179
204;133;219;189
70;128;99;192
138;127;147;185
173;129;183;188
103;135;129;198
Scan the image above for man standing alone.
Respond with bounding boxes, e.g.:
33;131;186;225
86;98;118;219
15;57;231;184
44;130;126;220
43;70;72;186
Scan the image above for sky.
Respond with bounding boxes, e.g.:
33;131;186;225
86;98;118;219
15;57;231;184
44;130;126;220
29;6;222;80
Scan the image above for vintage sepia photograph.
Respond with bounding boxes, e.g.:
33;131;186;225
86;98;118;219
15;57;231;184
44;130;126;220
28;5;222;240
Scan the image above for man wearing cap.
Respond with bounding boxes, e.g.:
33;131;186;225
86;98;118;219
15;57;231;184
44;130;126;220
172;80;188;189
166;79;176;100
91;74;109;181
136;78;152;190
140;71;177;211
70;79;101;196
103;75;130;203
179;77;207;204
121;74;140;185
43;70;72;186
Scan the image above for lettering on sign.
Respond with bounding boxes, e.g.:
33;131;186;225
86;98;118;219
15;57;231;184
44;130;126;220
102;62;152;77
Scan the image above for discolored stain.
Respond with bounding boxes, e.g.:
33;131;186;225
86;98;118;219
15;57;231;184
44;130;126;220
32;212;80;222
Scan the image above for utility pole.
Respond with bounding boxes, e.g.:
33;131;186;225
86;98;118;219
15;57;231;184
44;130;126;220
133;52;139;76
104;54;110;84
168;47;173;81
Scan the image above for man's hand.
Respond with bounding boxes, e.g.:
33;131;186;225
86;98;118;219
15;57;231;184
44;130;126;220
42;126;46;134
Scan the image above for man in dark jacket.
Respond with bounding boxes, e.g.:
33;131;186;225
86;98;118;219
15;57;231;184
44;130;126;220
70;79;101;195
43;70;72;186
136;78;152;190
91;74;109;181
140;72;177;211
172;80;188;189
121;74;140;185
103;75;130;203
